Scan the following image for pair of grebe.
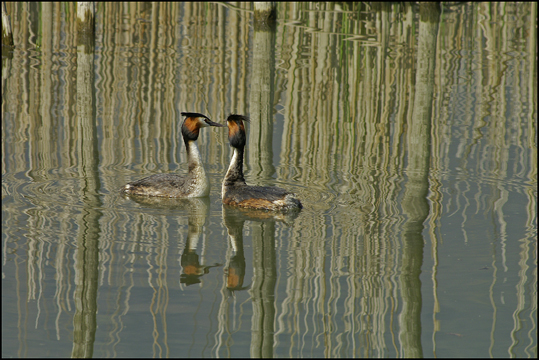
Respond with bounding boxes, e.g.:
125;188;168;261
122;112;302;211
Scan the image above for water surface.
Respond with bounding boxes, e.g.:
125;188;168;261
2;2;537;358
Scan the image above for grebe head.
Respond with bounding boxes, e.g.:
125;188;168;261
226;114;250;149
180;112;226;141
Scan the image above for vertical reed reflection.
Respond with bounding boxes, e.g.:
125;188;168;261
72;7;100;357
250;219;276;358
248;10;277;181
399;3;440;358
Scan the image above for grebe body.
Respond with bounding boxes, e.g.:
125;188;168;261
122;112;225;198
222;114;302;211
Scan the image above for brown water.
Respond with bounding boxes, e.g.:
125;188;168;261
2;2;537;358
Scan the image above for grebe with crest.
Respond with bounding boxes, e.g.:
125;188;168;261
122;112;225;198
222;114;302;211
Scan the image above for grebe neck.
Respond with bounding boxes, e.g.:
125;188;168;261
222;147;246;197
185;140;205;174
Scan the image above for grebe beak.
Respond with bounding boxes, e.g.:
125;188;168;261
204;119;227;127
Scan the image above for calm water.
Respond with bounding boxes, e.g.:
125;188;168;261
2;2;537;358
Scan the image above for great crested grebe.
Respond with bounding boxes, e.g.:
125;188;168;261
122;112;225;198
222;114;302;211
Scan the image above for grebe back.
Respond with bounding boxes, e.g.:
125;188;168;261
222;114;302;211
122;112;225;198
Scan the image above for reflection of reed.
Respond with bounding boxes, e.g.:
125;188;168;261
2;2;537;357
72;18;100;357
276;10;402;355
399;4;440;357
248;12;276;180
273;2;537;356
